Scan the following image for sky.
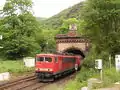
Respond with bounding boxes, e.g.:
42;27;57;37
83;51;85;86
0;0;84;18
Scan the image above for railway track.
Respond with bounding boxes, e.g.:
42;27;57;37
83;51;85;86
35;71;78;90
19;82;50;90
0;71;78;90
0;74;37;90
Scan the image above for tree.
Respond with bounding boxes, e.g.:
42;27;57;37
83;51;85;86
35;29;57;53
80;0;120;60
0;0;40;59
2;0;32;16
58;18;79;34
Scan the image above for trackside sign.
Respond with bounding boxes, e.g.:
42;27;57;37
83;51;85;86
115;55;120;72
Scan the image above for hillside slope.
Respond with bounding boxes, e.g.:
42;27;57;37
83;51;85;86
42;2;84;29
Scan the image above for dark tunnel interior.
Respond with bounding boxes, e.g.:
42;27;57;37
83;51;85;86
63;48;85;58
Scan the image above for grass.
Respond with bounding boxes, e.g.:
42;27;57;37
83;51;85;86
0;59;34;75
65;80;87;90
102;67;120;86
65;67;120;90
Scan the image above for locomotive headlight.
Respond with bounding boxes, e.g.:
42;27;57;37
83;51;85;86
39;68;44;71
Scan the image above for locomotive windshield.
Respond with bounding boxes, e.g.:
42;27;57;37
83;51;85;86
36;57;52;62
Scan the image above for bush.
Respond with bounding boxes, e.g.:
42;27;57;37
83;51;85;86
83;45;111;68
65;67;98;90
65;67;120;90
83;47;97;68
1;37;40;59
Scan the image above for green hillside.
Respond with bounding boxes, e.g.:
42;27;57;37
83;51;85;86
41;2;84;29
36;17;47;22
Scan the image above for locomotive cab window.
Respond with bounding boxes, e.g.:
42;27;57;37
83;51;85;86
36;57;52;62
45;57;52;62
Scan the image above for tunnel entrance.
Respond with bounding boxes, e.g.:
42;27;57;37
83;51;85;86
63;48;85;58
55;22;90;57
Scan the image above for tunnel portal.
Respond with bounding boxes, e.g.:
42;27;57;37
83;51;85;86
55;23;90;58
63;48;85;58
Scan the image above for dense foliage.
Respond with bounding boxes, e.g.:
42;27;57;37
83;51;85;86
1;0;120;65
35;29;58;53
80;0;120;64
0;0;40;59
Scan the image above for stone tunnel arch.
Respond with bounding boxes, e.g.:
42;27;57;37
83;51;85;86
63;47;85;58
55;24;90;58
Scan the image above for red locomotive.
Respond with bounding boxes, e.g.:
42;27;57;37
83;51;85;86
35;53;83;81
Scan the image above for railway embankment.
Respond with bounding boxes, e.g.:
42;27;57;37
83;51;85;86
0;71;77;90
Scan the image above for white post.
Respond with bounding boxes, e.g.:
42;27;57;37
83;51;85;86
100;69;102;81
109;55;111;69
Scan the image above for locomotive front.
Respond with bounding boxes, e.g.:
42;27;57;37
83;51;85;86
35;54;54;81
